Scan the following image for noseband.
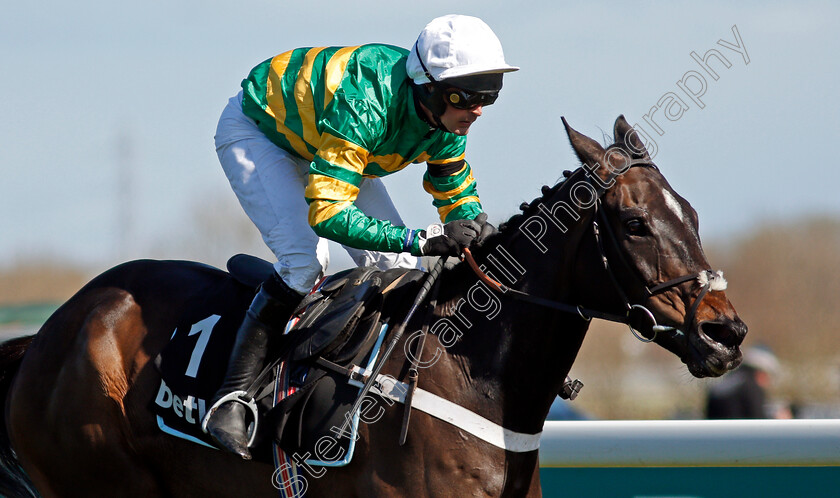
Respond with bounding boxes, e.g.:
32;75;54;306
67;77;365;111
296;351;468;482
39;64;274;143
464;162;727;342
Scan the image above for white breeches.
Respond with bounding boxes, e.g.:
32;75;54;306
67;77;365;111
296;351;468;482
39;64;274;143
214;92;419;293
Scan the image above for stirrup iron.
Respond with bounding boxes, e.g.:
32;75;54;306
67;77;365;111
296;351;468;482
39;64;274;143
201;390;259;448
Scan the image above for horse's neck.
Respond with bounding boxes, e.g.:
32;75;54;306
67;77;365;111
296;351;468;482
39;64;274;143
435;226;592;432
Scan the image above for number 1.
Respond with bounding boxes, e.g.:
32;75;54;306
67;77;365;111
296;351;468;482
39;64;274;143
185;314;221;378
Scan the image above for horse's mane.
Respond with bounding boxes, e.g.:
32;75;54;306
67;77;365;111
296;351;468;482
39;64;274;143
494;128;630;236
497;167;580;234
494;129;657;234
450;166;586;264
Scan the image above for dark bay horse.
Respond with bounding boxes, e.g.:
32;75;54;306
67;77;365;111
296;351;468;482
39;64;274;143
0;116;746;497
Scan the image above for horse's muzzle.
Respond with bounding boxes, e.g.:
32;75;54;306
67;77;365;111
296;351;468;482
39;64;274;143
699;316;747;348
687;316;747;377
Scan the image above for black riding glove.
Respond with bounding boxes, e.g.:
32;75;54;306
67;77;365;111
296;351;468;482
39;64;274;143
416;217;485;257
472;212;498;246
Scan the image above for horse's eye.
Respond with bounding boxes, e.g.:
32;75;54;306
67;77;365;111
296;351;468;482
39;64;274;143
625;218;646;236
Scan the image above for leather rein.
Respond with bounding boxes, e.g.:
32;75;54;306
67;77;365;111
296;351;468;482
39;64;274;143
462;162;726;343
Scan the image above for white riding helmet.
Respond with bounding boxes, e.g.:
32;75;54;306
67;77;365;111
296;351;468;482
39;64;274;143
407;15;518;130
406;15;519;87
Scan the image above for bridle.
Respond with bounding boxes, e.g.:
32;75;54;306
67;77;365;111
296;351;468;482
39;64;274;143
590;187;726;341
463;162;727;342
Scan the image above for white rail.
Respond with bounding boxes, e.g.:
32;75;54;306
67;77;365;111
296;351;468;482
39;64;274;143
539;419;840;467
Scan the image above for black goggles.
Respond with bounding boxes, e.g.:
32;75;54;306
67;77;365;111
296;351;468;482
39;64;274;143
442;87;498;110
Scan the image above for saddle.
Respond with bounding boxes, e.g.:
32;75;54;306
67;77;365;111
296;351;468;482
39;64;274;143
151;254;425;464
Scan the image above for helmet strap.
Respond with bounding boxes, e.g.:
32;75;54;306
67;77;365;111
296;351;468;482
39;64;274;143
411;83;450;132
412;43;451;132
414;42;435;83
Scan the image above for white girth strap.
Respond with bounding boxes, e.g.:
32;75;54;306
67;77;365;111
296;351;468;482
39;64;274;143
351;368;542;453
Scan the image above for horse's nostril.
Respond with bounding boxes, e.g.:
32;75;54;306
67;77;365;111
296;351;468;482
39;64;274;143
699;319;745;348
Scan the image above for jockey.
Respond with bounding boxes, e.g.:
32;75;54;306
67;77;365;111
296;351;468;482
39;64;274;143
204;14;518;458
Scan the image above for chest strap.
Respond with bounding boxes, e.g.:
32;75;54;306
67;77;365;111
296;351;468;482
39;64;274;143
349;369;542;453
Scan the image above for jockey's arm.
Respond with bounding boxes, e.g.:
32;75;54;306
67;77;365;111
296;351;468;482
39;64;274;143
304;132;415;254
305;136;486;257
422;158;483;224
305;84;485;257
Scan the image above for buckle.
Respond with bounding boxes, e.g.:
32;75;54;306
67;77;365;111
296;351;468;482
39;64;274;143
560;377;584;400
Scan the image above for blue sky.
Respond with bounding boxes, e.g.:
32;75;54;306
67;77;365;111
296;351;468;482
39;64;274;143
2;1;838;271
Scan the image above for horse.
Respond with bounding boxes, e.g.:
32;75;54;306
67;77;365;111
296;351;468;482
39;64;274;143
0;115;746;497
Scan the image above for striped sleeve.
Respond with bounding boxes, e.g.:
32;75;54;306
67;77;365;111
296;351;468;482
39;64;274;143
305;131;410;253
422;135;482;222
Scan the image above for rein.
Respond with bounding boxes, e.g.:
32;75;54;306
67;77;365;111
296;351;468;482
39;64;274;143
462;248;624;324
462;161;727;342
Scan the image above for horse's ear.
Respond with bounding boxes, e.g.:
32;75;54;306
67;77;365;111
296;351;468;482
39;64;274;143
613;114;650;159
561;116;606;166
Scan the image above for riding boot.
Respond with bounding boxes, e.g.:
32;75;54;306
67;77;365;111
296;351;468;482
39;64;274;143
203;272;303;459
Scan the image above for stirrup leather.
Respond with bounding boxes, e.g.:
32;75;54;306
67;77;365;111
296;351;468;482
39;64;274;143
201;390;259;447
